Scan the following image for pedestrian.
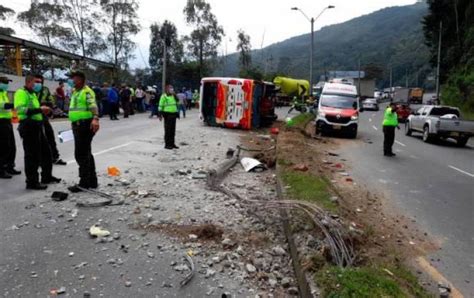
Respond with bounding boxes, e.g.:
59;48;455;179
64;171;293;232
158;84;179;150
107;83;119;120
0;76;21;179
129;85;135;115
100;83;110;117
66;71;100;192
55;81;66;112
382;102;400;157
135;86;145;112
36;75;67;165
192;89;199;109
185;88;193;109
14;75;61;190
149;89;159;118
177;89;186;118
92;83;103;117
120;84;131;118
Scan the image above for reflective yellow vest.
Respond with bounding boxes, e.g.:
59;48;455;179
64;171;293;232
69;86;97;122
0;90;12;119
159;94;178;113
14;88;42;121
382;107;398;126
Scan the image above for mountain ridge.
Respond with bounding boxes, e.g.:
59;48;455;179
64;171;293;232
219;3;432;88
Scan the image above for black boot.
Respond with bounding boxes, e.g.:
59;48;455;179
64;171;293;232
26;183;48;190
0;171;12;179
6;168;21;175
41;176;62;184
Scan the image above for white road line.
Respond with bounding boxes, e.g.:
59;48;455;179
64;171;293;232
372;125;378;131
67;142;134;165
395;140;406;147
369;118;372;122
448;165;474;178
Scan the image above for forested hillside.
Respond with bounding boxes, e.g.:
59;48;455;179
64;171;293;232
221;3;432;89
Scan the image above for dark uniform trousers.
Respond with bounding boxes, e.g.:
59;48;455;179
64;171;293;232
383;126;396;155
18;120;52;184
72;119;97;187
43;117;60;160
162;112;177;147
121;100;130;118
0;119;16;171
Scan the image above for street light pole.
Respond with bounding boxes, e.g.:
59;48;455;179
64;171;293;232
435;21;442;102
292;5;334;96
310;18;314;96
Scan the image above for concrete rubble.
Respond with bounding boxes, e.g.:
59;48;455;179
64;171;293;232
0;128;297;297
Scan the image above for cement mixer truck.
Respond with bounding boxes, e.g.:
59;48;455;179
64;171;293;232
273;76;310;106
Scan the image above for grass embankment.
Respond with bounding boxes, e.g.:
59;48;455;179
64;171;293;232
278;113;430;297
287;112;315;128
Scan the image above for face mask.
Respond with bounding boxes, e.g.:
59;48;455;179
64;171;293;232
0;83;8;91
33;83;42;93
67;79;75;88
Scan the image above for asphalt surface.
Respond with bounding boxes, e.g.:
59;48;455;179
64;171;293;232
1;110;278;297
335;104;473;296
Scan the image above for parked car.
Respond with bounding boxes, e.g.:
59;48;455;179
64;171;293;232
316;83;360;138
405;105;474;147
362;98;379;111
394;103;411;123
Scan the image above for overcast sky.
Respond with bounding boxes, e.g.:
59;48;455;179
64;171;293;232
6;0;417;69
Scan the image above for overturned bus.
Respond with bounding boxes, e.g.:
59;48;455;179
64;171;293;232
200;77;278;130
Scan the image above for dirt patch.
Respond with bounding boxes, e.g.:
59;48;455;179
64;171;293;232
274;117;437;295
139;223;224;242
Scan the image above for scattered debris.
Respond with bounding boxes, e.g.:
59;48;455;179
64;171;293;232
240;157;266;172
293;164;309;172
180;255;195;287
89;225;111;237
51;191;68;202
107;166;121;176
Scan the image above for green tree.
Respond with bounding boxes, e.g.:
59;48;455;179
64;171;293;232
362;63;384;80
18;1;73;49
61;0;106;57
422;0;472;83
183;0;224;78
236;29;252;74
100;0;140;69
423;0;473;115
149;21;183;70
0;5;15;35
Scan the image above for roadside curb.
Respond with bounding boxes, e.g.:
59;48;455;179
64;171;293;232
275;163;312;298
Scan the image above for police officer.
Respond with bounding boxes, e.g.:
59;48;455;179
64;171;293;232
0;76;21;179
158;84;179;150
35;74;67;165
382;102;400;156
67;71;100;193
14;75;61;189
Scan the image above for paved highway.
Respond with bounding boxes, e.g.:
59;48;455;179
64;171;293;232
337;104;473;296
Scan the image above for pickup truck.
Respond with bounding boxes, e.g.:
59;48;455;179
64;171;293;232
405;105;474;147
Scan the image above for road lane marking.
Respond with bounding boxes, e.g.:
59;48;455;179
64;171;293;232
372;125;378;131
395;140;406;147
448;165;474;178
416;257;463;298
67;142;134;165
369;118;372;122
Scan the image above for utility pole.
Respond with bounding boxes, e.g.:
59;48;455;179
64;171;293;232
389;65;393;100
357;58;361;97
291;5;334;97
162;41;167;94
435;21;442;102
310;17;314;96
405;68;409;88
